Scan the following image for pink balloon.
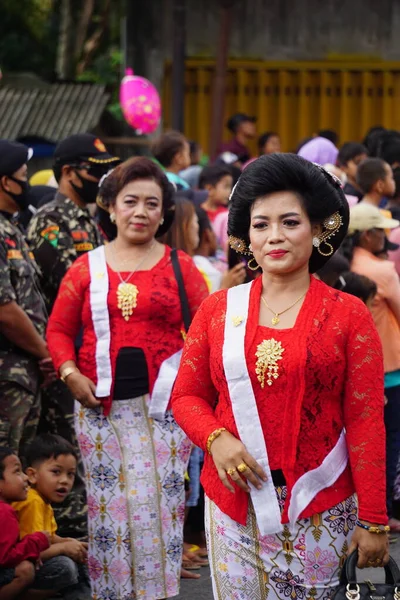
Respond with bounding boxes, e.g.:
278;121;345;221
119;68;161;135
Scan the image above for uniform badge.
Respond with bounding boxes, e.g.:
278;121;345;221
71;230;89;242
40;225;60;248
74;242;94;252
94;138;106;153
7;249;23;260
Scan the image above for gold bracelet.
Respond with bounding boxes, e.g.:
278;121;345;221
206;428;227;455
356;520;390;534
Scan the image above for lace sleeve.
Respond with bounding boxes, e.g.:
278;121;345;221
177;250;209;318
46;256;88;371
344;309;387;524
172;294;223;450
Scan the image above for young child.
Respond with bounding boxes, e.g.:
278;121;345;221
356;157;395;208
337;142;368;200
13;435;91;600
199;164;233;223
0;447;50;599
193;207;246;292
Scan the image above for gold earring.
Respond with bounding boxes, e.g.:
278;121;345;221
160;217;164;225
248;257;260;271
228;235;251;255
314;212;342;257
110;213;116;224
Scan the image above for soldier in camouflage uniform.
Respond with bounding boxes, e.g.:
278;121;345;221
27;134;120;538
0;140;51;452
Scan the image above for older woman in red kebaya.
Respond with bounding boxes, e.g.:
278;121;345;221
46;158;208;600
172;154;389;600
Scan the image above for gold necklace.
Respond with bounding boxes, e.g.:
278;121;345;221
261;290;307;326
112;242;156;321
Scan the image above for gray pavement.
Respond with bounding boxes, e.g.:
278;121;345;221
176;537;400;600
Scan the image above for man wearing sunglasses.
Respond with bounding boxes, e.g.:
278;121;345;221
26;133;119;540
27;133;119;311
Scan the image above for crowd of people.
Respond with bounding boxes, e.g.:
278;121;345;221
0;113;400;599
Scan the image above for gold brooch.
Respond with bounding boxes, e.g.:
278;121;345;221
232;315;244;327
255;338;284;388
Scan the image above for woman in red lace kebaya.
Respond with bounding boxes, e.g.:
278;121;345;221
172;154;389;600
46;158;209;600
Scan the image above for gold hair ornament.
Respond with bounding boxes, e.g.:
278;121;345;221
312;212;343;257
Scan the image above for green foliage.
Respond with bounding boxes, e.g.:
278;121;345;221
0;0;57;77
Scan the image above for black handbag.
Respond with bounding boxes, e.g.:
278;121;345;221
331;551;400;600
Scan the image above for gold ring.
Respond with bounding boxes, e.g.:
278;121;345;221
227;467;237;477
237;462;248;473
376;559;382;565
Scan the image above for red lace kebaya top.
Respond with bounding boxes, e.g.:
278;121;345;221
172;276;388;526
47;245;209;415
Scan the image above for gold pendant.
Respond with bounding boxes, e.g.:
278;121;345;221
255;338;284;388
117;282;139;321
271;315;280;326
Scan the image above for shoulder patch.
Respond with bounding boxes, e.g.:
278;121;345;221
7;249;23;260
40;225;60;248
74;242;94;252
71;230;89;241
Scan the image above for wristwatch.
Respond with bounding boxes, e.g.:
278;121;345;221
60;367;78;383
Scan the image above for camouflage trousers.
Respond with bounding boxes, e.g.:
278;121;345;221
39;380;88;540
0;381;40;451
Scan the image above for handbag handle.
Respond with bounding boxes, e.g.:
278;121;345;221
340;551;400;585
170;248;192;333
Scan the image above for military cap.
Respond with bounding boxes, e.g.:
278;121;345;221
0;140;32;176
54;134;119;166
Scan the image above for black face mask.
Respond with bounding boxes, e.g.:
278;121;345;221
71;170;99;204
3;176;31;211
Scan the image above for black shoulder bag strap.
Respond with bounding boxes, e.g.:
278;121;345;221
170;248;192;333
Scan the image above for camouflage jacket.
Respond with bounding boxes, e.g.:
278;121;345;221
27;193;103;312
0;212;47;392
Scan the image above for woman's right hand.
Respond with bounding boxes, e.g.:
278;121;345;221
210;431;267;493
65;372;101;408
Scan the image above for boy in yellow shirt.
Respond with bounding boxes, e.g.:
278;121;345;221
13;434;91;599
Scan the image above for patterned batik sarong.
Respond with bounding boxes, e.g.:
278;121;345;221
205;487;357;600
75;396;191;600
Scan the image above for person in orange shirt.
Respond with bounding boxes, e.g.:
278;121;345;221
346;202;400;531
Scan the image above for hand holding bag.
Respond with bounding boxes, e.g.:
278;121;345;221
331;551;400;600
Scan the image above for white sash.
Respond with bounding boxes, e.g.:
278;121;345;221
88;246;182;415
223;282;349;534
88;246;112;398
148;349;183;420
223;282;282;534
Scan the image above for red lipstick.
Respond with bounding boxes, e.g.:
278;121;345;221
268;250;288;258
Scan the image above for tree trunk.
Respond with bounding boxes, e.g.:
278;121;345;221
74;0;95;62
76;0;112;75
56;0;75;79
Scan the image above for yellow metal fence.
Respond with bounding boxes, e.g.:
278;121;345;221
163;60;400;155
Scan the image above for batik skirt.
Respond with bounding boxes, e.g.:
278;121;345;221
74;396;192;600
205;487;357;600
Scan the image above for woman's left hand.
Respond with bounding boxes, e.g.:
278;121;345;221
348;525;389;568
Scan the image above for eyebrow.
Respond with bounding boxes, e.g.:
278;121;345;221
124;194;161;201
252;212;301;220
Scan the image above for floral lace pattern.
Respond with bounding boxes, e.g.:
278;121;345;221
172;276;387;526
47;246;209;410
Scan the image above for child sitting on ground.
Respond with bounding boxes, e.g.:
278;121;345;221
199;164;233;223
0;447;50;599
13;434;91;600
